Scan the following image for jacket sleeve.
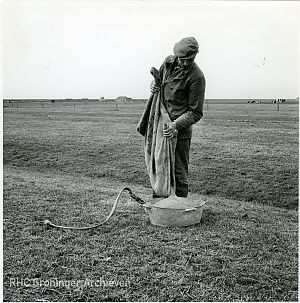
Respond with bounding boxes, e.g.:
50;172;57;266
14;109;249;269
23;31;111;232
174;75;205;130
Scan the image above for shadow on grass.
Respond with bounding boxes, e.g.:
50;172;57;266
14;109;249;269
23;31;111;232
200;208;221;227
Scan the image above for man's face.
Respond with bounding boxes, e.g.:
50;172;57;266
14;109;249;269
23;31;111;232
178;56;195;70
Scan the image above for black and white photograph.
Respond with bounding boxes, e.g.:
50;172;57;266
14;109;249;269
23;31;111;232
2;0;299;301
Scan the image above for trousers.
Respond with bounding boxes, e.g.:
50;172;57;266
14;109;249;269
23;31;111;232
174;138;191;197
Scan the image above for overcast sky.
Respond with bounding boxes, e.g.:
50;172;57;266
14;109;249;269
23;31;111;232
3;0;300;99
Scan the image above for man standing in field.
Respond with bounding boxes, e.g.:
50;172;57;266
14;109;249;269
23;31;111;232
138;37;205;198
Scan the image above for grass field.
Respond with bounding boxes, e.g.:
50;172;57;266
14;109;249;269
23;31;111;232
3;101;298;301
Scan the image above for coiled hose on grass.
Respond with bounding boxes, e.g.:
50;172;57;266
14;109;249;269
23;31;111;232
43;187;145;230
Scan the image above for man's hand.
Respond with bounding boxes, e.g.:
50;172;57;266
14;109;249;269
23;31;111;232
150;80;161;94
163;122;178;139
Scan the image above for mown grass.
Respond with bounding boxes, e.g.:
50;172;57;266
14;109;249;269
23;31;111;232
4;102;298;209
3;101;298;301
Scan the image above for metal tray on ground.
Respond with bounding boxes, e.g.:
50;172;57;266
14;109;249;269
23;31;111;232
143;195;206;227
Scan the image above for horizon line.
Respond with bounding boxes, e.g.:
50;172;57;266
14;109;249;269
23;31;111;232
3;97;299;101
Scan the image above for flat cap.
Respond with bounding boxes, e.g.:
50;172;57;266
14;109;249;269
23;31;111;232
173;37;199;59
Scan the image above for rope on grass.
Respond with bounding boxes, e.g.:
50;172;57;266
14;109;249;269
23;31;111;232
43;187;145;230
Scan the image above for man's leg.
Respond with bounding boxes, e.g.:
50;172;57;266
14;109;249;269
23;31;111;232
152;191;161;198
175;138;191;197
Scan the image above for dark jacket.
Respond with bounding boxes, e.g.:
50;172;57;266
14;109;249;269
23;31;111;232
159;55;205;139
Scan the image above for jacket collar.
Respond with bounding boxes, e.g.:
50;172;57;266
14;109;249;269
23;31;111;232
164;56;191;83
